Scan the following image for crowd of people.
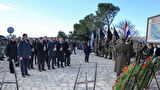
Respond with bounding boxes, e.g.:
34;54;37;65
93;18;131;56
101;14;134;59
5;33;91;77
114;38;160;77
7;33;160;79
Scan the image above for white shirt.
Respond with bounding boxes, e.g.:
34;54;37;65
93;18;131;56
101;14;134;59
153;48;157;56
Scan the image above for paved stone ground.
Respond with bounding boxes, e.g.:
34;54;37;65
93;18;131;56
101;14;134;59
0;50;116;90
0;50;160;90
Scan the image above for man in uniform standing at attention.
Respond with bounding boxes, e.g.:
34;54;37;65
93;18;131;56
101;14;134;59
18;34;31;77
114;38;129;77
126;39;134;65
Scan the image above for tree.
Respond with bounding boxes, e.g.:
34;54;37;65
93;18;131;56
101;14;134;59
96;3;120;27
116;20;139;37
57;31;67;39
73;15;95;41
72;3;120;41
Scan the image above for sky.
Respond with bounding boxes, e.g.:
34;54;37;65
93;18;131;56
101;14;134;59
0;0;160;37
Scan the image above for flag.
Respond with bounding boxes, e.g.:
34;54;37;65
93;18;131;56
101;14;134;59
124;21;130;38
113;26;119;41
100;28;105;39
90;32;94;49
107;27;112;42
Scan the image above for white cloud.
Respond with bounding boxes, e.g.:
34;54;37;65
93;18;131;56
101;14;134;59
0;3;17;11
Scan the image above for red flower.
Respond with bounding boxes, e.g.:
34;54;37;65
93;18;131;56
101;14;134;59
132;62;135;66
116;79;118;83
112;85;114;90
144;59;147;62
119;73;122;77
142;64;146;68
123;67;128;72
147;58;151;61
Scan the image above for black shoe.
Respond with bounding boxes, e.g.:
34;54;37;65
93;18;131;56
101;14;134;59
68;65;71;66
42;69;46;71
10;72;14;73
52;67;55;69
48;68;51;70
39;69;42;72
25;74;31;76
22;75;25;77
31;67;35;69
61;66;64;68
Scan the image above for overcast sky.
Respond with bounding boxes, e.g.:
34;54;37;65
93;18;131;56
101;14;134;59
0;0;160;37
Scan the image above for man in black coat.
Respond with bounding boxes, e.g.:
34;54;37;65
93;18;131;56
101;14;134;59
47;37;57;69
63;38;71;66
37;37;47;72
6;36;18;73
43;36;49;67
18;34;31;77
84;42;91;62
33;39;39;65
146;43;154;57
28;39;35;69
153;44;160;58
72;42;77;54
56;38;65;68
54;38;59;66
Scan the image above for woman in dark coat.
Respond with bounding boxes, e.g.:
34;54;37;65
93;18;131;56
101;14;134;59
6;36;18;73
84;42;91;63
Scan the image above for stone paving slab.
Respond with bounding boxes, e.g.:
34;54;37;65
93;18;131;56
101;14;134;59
0;50;144;90
1;50;160;90
0;50;116;90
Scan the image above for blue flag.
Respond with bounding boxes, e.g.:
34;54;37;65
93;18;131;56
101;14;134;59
90;32;94;49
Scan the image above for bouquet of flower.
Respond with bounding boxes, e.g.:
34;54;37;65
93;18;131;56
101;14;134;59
113;57;160;90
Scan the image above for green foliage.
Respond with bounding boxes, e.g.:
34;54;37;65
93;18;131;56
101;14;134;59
57;31;67;39
97;3;120;26
72;3;120;41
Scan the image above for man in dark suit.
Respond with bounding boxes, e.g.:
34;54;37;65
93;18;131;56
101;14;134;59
37;37;47;72
54;38;59;66
153;44;160;58
18;34;31;77
28;38;36;70
56;38;65;68
84;42;91;63
72;41;77;54
47;37;57;69
64;38;71;66
43;36;49;67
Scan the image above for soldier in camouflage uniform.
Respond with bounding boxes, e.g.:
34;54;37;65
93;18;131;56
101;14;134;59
104;40;108;58
0;36;7;60
135;42;147;63
101;39;105;57
108;41;113;59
